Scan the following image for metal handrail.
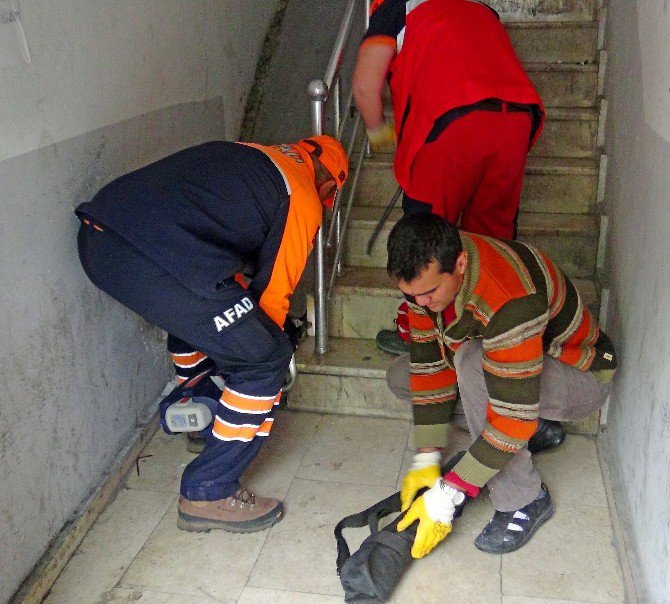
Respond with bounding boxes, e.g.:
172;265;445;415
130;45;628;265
308;0;370;356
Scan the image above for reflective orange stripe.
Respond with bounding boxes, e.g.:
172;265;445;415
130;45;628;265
212;419;259;442
170;351;208;368
257;418;275;437
82;218;104;231
220;388;281;414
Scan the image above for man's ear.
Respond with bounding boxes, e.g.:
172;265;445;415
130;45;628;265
318;179;337;202
455;251;468;275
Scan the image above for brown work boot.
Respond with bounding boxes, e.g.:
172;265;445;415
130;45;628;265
185;432;206;454
177;488;283;533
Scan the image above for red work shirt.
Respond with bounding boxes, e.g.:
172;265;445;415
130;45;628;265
362;0;545;191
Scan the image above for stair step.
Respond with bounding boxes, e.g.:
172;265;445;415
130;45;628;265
382;63;599;108
291;336;599;434
533;106;599;158
507;21;598;64
526;63;598;108
327;266;598;339
379;105;599;158
489;0;596;22
290;337;408;418
356;156;598;214
343;208;598;278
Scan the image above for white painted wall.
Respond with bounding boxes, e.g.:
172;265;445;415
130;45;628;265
602;2;670;601
0;2;276;601
1;0;273;157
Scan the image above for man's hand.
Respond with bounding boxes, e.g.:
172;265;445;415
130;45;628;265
397;478;465;559
367;121;396;152
400;451;441;511
283;314;307;350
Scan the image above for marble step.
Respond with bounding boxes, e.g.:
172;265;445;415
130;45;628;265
327;266;598;340
377;105;599;159
488;0;596;22
290;336;599;434
382;63;599;108
532;107;599;158
506;21;598;64
355;156;599;215
342;208;599;278
526;63;598;108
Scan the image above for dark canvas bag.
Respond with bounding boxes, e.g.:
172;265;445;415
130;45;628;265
335;452;466;602
335;491;416;602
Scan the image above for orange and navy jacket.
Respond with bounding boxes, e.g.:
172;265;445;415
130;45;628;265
362;0;545;192
75;141;322;328
407;233;617;496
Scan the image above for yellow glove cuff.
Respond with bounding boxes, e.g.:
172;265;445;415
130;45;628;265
367;122;396;151
400;463;441;512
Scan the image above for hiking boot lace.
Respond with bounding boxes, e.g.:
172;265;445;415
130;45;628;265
228;488;256;509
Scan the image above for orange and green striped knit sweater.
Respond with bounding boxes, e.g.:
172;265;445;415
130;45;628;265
408;233;617;496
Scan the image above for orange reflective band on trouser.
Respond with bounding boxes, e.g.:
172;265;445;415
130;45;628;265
82;218;104;231
170;351;208;369
219;387;282;415
212;417;275;442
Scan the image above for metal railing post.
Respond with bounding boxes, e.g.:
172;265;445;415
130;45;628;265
305;0;366;357
364;0;372;158
308;79;329;355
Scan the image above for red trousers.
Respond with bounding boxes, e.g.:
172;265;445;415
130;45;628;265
405;108;533;239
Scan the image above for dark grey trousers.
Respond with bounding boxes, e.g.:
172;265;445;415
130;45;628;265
387;340;610;511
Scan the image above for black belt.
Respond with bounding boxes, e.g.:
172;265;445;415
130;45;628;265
425;97;538;144
472;98;535;113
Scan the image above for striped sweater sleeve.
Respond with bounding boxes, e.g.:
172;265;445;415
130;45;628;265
448;293;548;493
407;301;458;449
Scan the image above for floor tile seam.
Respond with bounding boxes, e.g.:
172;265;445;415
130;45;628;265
289;474;401;491
75;488;177;596
595;439;638;604
113;491;178;591
241;527;275;600
123;479;181;494
110;584;224;601
240;416;329;592
500;562;624;603
243;582;344;600
498;554;504;601
500;593;609;604
237;585;342;601
549;501;609;511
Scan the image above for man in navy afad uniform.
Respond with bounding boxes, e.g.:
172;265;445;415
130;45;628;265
76;136;348;533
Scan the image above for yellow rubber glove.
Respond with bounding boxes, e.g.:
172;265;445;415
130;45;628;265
400;451;441;511
366;121;396;153
397;479;465;559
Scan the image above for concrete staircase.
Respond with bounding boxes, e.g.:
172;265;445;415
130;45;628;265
290;0;607;435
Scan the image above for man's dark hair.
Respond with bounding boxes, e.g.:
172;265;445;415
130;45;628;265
387;213;463;282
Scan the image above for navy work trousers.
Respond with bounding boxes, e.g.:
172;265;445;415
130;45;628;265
78;222;293;500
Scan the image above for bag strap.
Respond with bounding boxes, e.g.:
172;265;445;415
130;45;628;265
334;450;468;576
334;491;401;575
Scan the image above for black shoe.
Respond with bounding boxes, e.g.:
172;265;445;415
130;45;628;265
474;484;554;554
284;313;308;350
375;329;410;355
527;419;566;455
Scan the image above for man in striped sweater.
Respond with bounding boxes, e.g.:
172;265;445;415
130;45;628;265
387;214;616;556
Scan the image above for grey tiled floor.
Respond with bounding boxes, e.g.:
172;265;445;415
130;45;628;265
46;411;626;603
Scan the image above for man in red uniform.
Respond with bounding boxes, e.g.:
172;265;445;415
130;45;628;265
76;136;348;533
353;0;545;354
